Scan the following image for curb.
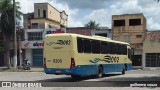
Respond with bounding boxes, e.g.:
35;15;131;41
0;67;43;72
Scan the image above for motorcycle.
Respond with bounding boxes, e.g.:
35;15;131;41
21;59;31;70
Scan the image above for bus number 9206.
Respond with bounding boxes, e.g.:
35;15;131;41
53;59;62;63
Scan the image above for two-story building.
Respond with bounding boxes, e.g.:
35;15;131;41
112;13;147;68
21;3;68;66
23;3;68;30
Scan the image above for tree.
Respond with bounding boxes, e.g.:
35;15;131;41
0;0;23;68
84;20;100;30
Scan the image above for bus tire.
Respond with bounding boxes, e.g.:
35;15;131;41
122;67;125;75
71;75;81;79
97;66;103;78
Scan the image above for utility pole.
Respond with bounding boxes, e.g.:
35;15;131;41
18;35;22;66
13;0;17;69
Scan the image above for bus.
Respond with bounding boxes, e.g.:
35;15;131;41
43;33;132;78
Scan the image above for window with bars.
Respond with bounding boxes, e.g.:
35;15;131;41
146;53;160;67
28;32;42;41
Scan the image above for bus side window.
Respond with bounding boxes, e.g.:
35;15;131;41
119;44;122;55
83;38;91;53
121;44;127;55
115;43;121;54
109;42;115;54
77;37;84;53
101;41;108;54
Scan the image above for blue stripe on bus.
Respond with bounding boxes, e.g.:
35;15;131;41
44;63;132;75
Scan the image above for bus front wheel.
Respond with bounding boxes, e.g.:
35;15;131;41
97;66;103;78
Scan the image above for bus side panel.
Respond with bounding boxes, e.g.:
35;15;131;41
70;65;98;75
127;63;132;70
103;63;132;73
71;63;132;75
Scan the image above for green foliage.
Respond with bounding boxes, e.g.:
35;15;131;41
84;20;100;29
0;0;23;36
0;0;23;68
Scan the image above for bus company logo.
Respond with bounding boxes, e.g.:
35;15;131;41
89;58;101;63
55;40;71;45
46;29;65;34
33;42;44;46
104;55;119;63
89;56;119;63
46;40;71;46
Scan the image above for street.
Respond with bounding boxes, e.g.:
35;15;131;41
0;70;160;89
0;69;160;82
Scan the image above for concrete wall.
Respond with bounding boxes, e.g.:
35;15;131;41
30;19;60;28
47;4;60;22
34;3;67;27
34;3;48;18
143;39;160;53
112;14;146;50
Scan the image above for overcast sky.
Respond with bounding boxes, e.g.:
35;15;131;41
16;0;160;30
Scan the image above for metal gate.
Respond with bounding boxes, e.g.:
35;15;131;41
132;55;142;66
33;49;43;66
146;53;160;67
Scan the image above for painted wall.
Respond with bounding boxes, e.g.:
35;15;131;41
143;32;160;53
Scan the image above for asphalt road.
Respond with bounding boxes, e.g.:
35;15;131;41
0;69;160;81
0;70;160;89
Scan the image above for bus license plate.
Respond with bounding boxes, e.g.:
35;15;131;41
55;70;61;74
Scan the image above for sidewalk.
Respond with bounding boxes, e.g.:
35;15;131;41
0;66;43;72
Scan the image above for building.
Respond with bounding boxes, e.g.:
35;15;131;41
92;27;112;38
21;28;66;66
23;13;34;30
21;3;68;66
143;31;160;70
23;3;68;30
66;27;112;39
66;27;92;36
112;13;147;68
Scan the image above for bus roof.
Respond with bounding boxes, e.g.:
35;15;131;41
45;33;130;45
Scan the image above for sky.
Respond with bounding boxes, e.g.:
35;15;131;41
16;0;160;30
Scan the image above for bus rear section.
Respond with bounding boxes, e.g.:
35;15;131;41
44;34;74;75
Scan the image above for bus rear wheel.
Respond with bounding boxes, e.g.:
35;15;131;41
97;66;103;78
122;68;125;75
